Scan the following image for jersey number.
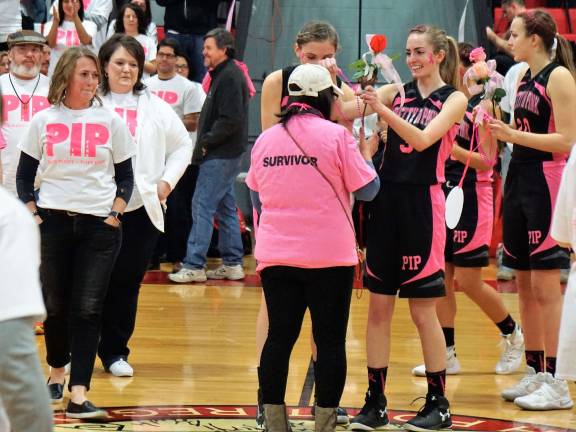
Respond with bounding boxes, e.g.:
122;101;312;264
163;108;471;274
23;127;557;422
515;118;531;133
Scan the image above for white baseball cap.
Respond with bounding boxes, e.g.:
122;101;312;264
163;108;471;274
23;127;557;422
288;64;344;97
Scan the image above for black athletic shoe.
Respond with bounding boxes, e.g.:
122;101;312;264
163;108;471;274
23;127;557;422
65;400;108;420
349;391;389;431
404;394;452;431
47;379;64;403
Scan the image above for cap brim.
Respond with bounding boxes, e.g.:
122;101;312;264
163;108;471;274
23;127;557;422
332;84;344;97
9;40;47;48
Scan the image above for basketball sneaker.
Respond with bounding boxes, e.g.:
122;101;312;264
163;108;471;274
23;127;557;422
404;394;452;431
514;373;574;410
501;366;542;401
412;346;460;377
496;266;515;281
349;391;389;430
496;245;515;281
168;268;207;283
495;325;524;374
206;265;245;281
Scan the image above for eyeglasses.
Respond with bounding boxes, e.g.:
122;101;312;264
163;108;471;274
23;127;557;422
175;64;189;70
157;52;176;59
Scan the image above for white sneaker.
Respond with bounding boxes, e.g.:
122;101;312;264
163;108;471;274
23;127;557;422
495;325;525;375
412;346;461;377
514;373;574;410
501;367;541;401
108;359;134;377
168;268;207;283
206;265;245;281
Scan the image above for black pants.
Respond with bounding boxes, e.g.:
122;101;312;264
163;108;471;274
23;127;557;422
98;206;160;367
153;165;199;263
259;266;354;408
39;210;121;390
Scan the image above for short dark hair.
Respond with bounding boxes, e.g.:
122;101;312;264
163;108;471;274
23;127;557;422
458;42;474;68
114;3;147;35
502;0;524;7
176;53;192;80
158;38;182;57
204;28;236;59
98;34;146;95
59;0;85;26
277;87;336;124
131;0;152;29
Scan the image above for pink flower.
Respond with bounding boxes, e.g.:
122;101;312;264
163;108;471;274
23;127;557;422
469;47;487;63
472;61;490;81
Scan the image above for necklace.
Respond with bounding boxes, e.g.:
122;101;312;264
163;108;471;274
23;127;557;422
8;73;41;106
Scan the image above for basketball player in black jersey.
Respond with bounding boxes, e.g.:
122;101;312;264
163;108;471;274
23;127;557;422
412;42;525;379
346;25;467;431
486;10;576;411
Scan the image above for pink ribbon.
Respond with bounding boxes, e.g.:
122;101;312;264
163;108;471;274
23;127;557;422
457;106;497;187
372;53;405;108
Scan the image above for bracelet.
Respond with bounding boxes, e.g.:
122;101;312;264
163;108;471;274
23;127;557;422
32;210;39;217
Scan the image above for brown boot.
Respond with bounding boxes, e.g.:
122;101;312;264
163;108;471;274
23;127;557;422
314;406;337;432
263;404;292;432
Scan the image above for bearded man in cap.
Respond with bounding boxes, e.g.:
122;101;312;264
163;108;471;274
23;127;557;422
0;30;50;193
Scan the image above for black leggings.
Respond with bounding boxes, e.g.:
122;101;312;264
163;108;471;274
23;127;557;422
259;265;354;408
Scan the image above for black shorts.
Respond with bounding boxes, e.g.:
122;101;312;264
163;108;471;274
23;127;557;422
503;160;570;270
444;181;493;268
365;182;445;298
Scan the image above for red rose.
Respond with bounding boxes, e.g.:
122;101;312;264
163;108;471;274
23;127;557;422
370;34;387;54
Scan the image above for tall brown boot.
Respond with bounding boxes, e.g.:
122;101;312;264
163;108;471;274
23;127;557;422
263;404;292;432
314;406;337;432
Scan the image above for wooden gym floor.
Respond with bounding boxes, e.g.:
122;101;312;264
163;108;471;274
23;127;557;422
41;257;576;431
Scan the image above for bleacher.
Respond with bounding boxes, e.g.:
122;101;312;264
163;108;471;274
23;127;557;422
493;0;576;41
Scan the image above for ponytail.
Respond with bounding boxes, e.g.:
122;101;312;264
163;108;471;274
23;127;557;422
555;35;576;80
441;36;460;89
518;10;576;80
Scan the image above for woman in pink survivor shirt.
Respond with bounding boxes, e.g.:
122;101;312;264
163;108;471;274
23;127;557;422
247;63;379;432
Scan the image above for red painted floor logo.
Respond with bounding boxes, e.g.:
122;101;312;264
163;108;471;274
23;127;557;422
52;405;576;431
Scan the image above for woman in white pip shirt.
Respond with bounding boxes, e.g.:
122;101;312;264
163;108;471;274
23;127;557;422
44;0;97;77
110;3;156;78
15;46;135;419
106;0;157;44
96;34;192;378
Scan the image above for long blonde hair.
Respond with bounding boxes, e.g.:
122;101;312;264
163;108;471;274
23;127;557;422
409;25;460;89
48;47;101;106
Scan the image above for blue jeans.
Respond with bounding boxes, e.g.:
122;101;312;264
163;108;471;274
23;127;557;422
183;157;244;269
165;33;206;83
